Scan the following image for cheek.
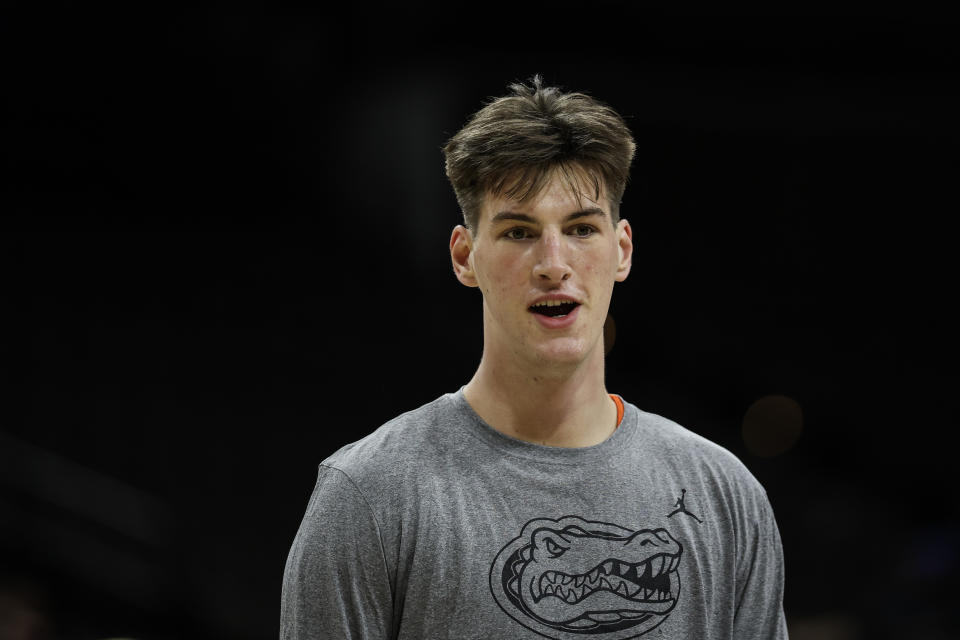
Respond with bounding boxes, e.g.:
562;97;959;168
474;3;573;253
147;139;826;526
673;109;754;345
578;244;618;278
477;251;527;297
602;241;623;275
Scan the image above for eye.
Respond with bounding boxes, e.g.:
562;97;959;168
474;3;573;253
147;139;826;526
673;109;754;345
571;224;597;237
504;227;531;240
546;538;564;556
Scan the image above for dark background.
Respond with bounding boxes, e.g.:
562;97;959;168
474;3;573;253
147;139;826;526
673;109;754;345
2;3;958;639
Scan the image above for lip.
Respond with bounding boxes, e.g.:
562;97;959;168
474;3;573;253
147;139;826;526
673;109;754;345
529;303;581;330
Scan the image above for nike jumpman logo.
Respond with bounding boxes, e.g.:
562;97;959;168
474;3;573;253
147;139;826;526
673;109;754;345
667;489;703;523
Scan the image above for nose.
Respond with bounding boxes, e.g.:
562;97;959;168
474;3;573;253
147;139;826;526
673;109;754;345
532;229;572;282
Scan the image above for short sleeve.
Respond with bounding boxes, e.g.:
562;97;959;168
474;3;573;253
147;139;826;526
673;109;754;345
733;490;789;639
280;465;394;639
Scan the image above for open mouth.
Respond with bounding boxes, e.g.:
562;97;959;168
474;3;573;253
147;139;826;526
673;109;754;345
532;554;680;605
529;301;580;318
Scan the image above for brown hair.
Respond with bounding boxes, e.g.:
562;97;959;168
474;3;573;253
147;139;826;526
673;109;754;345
443;75;636;233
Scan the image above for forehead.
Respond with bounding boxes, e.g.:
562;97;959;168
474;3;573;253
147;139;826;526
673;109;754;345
479;165;609;225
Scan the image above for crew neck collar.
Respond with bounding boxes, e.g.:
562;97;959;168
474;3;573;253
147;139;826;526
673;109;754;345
447;386;637;465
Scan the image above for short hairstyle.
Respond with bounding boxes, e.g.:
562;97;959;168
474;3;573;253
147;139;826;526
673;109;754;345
443;75;636;233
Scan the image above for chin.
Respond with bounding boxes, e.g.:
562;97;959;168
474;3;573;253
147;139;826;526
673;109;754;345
531;338;594;367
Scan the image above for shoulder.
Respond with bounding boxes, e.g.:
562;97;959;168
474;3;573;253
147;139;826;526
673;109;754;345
317;391;457;495
627;401;769;499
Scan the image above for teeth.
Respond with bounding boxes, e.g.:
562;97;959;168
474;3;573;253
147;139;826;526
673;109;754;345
602;561;614;575
619;562;630;576
532;299;575;307
575;575;586;587
652;556;665;577
636;563;648;580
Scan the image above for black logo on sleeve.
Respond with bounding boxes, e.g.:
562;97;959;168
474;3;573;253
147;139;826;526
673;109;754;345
489;516;682;638
665;489;702;524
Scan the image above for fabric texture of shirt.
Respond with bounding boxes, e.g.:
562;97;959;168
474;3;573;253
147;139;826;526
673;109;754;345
280;388;788;639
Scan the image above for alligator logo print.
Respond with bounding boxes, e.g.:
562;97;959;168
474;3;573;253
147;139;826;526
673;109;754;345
489;516;682;638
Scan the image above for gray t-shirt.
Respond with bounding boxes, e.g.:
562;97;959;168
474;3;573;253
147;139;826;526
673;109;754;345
280;389;787;639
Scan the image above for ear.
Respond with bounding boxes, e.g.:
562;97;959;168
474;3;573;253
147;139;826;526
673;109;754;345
615;219;633;282
450;224;479;287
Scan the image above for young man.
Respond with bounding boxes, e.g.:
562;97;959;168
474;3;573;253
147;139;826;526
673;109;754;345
280;76;788;639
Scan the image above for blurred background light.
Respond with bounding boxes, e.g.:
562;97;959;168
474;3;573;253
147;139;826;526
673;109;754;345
742;394;803;457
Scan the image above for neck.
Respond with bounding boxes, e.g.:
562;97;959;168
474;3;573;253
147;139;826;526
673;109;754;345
463;342;616;448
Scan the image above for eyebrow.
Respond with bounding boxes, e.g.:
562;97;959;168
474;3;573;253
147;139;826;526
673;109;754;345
490;207;607;225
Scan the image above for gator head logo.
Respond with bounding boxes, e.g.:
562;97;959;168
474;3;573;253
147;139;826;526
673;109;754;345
489;516;682;639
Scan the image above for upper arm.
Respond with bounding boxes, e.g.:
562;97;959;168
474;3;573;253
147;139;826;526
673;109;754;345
280;465;394;640
733;490;788;639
